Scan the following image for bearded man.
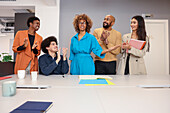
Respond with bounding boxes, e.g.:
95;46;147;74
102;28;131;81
93;15;122;75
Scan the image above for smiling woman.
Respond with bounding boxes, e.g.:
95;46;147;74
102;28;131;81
69;14;104;75
12;16;43;74
73;14;92;34
117;15;150;75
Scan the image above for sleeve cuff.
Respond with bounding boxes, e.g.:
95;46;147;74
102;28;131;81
97;50;106;59
17;44;26;51
33;48;38;54
127;47;135;53
69;57;73;61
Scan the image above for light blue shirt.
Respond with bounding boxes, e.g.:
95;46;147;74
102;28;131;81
69;32;105;75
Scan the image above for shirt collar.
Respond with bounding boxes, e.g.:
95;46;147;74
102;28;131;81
74;32;89;40
46;53;58;59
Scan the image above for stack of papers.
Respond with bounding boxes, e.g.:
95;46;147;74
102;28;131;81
10;101;53;113
79;75;115;86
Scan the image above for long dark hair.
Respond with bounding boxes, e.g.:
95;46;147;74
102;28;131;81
132;15;149;51
132;15;146;41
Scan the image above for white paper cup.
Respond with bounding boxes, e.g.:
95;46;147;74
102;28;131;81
31;71;38;81
17;70;26;79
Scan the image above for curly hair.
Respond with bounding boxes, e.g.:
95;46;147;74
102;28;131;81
73;14;93;33
41;36;58;53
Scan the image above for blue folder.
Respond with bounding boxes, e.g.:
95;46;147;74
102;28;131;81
10;101;53;113
10;109;42;113
79;79;108;84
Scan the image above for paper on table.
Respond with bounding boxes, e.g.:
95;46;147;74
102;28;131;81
79;79;108;84
106;80;115;85
96;75;112;80
79;75;112;80
79;75;96;80
85;80;115;86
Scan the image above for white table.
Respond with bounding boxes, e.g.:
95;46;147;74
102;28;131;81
0;74;170;113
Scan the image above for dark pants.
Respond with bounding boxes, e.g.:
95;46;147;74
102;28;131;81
124;54;130;75
95;60;116;75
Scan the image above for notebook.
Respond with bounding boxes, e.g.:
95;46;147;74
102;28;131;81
10;109;42;113
10;101;53;113
126;39;146;53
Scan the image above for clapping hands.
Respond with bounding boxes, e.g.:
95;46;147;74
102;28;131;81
56;48;61;64
23;38;28;47
62;48;68;61
56;48;68;63
122;41;131;50
100;31;110;45
32;41;38;49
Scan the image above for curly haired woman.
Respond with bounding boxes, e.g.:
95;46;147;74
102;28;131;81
69;14;120;75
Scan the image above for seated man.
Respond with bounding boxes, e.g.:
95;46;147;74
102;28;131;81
39;36;69;76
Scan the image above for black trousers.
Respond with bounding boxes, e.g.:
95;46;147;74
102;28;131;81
124;54;130;75
95;60;116;75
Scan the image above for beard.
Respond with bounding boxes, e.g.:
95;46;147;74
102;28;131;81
103;22;111;29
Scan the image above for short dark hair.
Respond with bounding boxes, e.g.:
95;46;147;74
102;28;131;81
41;36;58;53
27;16;40;27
